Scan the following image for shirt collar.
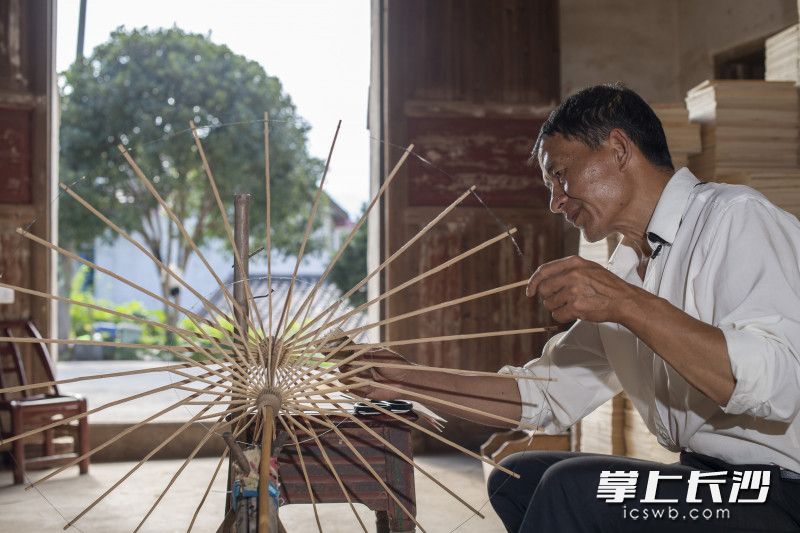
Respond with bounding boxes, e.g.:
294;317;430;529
645;167;700;246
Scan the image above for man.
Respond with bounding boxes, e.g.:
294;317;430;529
351;83;800;531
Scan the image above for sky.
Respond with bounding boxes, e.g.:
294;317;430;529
56;0;371;218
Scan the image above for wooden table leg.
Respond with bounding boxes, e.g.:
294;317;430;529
375;510;390;533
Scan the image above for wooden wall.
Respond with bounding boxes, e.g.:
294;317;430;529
370;0;562;446
0;0;55;341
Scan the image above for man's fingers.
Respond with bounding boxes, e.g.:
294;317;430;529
526;255;585;298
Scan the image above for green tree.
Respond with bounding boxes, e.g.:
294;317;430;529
59;27;324;340
329;205;368;306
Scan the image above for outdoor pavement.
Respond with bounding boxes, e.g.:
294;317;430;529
0;454;506;532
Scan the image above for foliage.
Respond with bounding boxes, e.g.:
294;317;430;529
329;205;368;306
59;26;325;332
67;265;170;360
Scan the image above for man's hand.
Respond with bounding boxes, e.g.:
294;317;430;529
338;348;415;401
526;255;642;324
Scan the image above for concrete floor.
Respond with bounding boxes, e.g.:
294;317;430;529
0;454;505;532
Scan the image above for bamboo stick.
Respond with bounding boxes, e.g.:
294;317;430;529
187;449;228;532
277;415;323;533
188;125;269;371
334;392;520;478
259;406;275;533
343;361;555;381
264;112;275;380
0;279;252;386
347;378;539;433
14;227;253;376
274;121;341;341
117;145;263;367
186;412;258;532
58;183;242;344
285;143;413;338
0;371;222;446
320;279;529;345
308;325;552;352
286;185;477;345
289;226;518;355
133;409;245;532
0;362;198;396
27;382;225;490
63;403;252;529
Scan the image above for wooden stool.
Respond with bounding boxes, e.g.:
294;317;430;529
277;412;417;533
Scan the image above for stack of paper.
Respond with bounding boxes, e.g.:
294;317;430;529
652;104;702;169
686;80;799;180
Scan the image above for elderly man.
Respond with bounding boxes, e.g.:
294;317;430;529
352;83;800;532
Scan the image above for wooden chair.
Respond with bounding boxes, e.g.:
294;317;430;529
0;319;89;484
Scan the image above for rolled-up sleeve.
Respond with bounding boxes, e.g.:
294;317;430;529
693;199;800;421
499;319;621;434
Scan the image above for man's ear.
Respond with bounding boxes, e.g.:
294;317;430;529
607;128;633;171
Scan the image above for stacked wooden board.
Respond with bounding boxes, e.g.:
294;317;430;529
686;80;799;180
766;24;799;84
652;104;702;169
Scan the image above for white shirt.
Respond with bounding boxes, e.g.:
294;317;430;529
502;167;800;472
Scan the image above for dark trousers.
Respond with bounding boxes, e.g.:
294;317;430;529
487;450;800;532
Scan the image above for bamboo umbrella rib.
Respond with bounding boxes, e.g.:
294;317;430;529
334;392;520;478
0;362;198;396
117;145;263;367
347;378;539;433
187;413;258;532
284;413;368;533
286;185;478;345
285;143;414;336
63;403;251;529
0;334;195;352
58;182;242;347
14;226;254;375
169;384;252;401
278;415;323;533
264;112;275;379
0;371;219;446
289;225;517;355
321;279;529;345
283;312;366;387
282;341;373;393
169;367;254;398
187;449;228;533
27;382;222;490
274;121;341;341
0;279;252;384
133;409;245;532
310;326;552;352
346;361;555;381
187;124;269;369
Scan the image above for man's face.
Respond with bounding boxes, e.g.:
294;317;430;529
538;132;629;242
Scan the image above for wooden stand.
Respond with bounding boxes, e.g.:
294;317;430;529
277;412;417;533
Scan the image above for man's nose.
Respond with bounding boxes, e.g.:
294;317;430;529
550;190;568;214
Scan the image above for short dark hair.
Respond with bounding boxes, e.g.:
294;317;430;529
532;83;673;171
